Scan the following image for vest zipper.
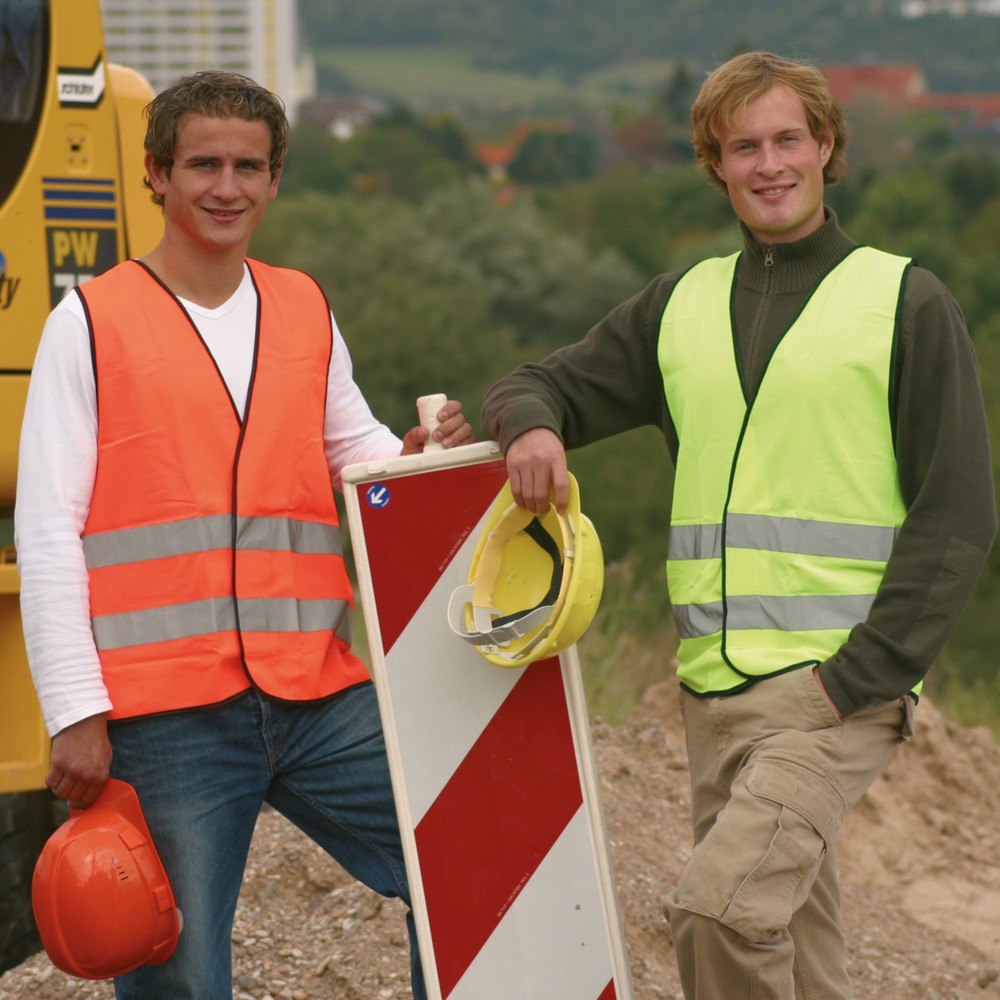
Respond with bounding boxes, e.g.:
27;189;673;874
744;247;775;399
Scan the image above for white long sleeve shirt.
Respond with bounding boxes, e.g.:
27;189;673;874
15;266;403;736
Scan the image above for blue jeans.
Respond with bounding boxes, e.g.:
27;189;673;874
108;682;425;1000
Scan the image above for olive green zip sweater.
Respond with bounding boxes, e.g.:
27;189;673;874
480;211;996;716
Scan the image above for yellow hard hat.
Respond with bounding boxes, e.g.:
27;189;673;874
448;473;603;667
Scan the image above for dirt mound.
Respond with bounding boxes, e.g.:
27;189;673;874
619;681;1000;999
2;683;999;999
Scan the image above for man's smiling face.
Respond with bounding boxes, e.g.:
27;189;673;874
146;113;281;258
712;83;834;244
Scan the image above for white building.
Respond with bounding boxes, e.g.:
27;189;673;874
99;0;315;124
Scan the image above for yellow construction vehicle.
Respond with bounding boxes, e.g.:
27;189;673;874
0;0;161;972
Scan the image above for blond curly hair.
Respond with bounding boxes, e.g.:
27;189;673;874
691;52;848;194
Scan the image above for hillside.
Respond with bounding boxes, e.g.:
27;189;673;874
2;681;999;999
300;0;1000;94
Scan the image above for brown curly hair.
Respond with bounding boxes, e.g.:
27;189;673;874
691;52;848;195
143;70;288;207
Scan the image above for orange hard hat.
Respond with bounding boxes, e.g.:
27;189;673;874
31;778;181;980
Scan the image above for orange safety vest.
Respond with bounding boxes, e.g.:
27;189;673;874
77;259;369;719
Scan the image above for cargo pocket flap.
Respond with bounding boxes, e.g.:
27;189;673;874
748;758;847;848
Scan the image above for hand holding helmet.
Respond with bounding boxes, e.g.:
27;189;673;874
31;778;181;980
448;472;604;667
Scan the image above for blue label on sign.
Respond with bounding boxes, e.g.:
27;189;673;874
366;483;391;509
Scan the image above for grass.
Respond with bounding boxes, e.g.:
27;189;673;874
315;46;676;121
575;558;678;724
318;48;575;109
922;649;1000;740
348;553;677;725
350;552;1000;740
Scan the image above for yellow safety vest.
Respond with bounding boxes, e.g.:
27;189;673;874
660;246;911;695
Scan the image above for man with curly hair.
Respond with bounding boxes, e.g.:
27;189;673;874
17;70;473;999
481;51;995;997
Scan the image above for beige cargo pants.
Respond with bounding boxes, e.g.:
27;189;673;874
663;666;914;999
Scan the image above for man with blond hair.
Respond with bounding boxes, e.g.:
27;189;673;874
480;51;995;997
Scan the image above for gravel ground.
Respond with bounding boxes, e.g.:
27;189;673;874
3;684;999;999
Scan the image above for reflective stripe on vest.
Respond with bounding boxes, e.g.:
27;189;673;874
659;247;910;695
84;514;350;650
79;259;369;719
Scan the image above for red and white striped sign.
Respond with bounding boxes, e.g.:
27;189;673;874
342;443;633;1000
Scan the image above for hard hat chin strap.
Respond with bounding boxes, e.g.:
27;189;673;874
490;517;565;626
447;505;576;658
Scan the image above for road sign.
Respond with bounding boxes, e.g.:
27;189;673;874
342;441;633;1000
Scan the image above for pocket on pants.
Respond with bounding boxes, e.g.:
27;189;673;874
721;801;826;942
748;751;848;848
719;759;847;942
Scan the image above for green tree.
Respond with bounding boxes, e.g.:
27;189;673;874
417;181;642;348
341;275;519;434
424;111;482;172
508;129;601;186
926;312;1000;731
568;427;674;565
943;147;1000;224
279;124;353;196
541;163;735;278
902;108;958;159
253;181;643;427
652;60;697;129
283;106;482;204
254;191;520;432
847;168;957;280
348;126;464;202
540;166;675;277
949;198;1000;336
